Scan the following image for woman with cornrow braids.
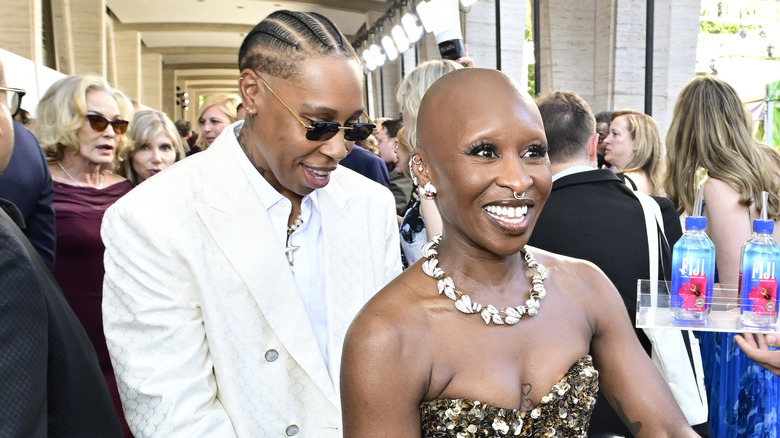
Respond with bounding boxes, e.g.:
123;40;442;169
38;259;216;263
101;10;401;437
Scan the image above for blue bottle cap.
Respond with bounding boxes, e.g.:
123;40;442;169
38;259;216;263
753;219;774;234
685;216;707;230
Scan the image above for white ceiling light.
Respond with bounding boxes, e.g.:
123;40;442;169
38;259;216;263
370;43;386;67
391;25;410;53
401;12;423;43
362;48;377;71
382;35;399;61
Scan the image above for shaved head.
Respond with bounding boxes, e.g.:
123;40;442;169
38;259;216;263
417;68;541;151
411;67;551;256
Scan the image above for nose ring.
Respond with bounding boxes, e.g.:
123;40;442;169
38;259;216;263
513;191;525;200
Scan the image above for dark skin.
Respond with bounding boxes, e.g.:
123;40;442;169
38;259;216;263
236;56;365;227
340;69;698;438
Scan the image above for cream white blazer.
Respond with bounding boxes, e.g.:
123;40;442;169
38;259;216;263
102;126;401;437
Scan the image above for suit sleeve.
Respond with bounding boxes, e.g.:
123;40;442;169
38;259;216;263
101;203;237;438
381;190;403;285
24;148;56;271
0;223;48;437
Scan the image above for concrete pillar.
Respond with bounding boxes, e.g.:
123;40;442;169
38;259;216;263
464;0;499;70
51;0;105;75
113;30;142;102
538;0;700;132
0;0;43;64
142;52;163;111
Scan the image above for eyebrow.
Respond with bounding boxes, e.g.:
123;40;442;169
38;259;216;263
86;109;122;120
301;103;363;120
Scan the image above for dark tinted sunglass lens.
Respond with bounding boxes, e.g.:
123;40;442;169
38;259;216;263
306;122;340;141
87;115;109;131
345;123;375;142
113;120;129;134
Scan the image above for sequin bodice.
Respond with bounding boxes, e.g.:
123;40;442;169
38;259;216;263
419;355;599;437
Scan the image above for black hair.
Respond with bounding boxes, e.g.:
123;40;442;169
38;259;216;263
381;118;403;138
174;119;191;137
238;10;359;79
535;91;596;164
594;111;611;125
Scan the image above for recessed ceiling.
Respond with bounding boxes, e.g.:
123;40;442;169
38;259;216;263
106;0;389;71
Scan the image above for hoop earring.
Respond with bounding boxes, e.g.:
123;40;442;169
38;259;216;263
513;191;525;200
422;182;437;200
409;154;423;186
411;154;423;172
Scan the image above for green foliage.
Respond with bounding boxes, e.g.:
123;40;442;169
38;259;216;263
700;20;739;34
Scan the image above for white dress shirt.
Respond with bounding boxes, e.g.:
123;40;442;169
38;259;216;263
229;123;329;368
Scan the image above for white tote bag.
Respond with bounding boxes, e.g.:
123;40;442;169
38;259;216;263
633;189;709;426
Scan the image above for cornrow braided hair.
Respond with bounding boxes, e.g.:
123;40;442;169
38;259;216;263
238;10;359;79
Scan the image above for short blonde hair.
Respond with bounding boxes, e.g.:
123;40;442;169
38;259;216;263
195;94;240;149
611;109;665;195
36;74;132;166
118;109;186;185
395;60;462;148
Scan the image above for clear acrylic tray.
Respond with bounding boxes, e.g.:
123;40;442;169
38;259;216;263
636;280;780;333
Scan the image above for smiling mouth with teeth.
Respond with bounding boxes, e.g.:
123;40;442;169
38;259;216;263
483;204;528;219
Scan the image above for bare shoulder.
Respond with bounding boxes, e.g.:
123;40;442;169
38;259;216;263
347;268;431;348
529;246;613;291
703;177;739;197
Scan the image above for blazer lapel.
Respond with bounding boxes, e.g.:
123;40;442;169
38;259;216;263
193;137;338;406
318;174;364;398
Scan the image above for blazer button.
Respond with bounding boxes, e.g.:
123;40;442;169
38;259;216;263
265;349;279;362
285;424;299;436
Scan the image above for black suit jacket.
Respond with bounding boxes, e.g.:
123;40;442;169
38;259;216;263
528;169;685;436
339;145;391;188
0;199;122;437
0;122;56;270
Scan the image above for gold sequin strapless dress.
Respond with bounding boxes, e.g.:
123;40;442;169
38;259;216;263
419;355;599;437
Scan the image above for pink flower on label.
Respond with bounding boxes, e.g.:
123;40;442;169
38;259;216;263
748;278;777;313
678;273;707;311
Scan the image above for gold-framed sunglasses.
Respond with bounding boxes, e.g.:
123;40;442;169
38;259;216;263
259;77;375;142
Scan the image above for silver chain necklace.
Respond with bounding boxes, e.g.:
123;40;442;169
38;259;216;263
284;214;304;266
57;162;103;189
421;234;549;325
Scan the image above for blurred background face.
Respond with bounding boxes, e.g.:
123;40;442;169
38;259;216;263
199;105;231;146
76;90;122;165
131;131;177;183
596;121;609;156
602;115;635;169
375;126;398;165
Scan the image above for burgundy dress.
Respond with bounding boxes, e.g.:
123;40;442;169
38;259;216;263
52;180;133;437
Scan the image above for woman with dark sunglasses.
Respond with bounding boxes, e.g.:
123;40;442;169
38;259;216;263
35;74;134;437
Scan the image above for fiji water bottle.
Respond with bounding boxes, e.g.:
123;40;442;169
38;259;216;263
739;219;780;328
670;216;715;321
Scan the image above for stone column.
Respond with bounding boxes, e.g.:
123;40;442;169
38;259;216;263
113;30;142;102
0;0;43;64
51;0;106;75
142;52;163;110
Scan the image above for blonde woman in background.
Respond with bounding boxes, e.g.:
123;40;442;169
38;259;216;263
664;75;780;437
395;59;462;266
119;109;186;185
603;109;664;195
196;94;239;150
35;74;134;437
